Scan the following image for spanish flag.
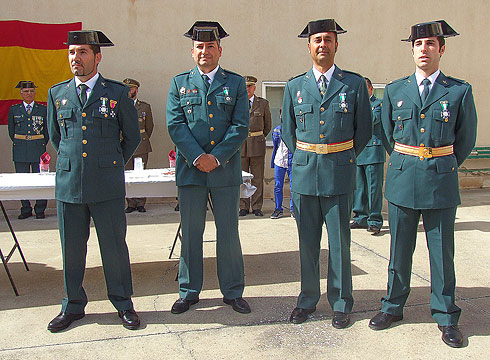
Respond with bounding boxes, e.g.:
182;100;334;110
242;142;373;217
0;20;82;125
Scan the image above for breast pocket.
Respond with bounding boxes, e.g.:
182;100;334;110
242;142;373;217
92;110;118;138
14;116;25;131
216;94;235;116
180;96;202;122
431;108;456;143
57;109;74;138
392;108;412;142
294;104;312;131
332;102;354;134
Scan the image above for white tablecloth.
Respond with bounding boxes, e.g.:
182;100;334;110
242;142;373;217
0;169;253;200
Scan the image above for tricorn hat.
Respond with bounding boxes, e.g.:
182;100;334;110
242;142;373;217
184;21;229;41
298;19;346;38
123;78;140;87
15;81;37;89
244;76;257;86
65;30;114;46
401;20;459;42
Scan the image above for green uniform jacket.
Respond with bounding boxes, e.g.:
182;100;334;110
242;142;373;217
47;75;141;203
357;95;385;165
382;72;477;209
166;66;249;187
8;102;48;163
282;66;372;196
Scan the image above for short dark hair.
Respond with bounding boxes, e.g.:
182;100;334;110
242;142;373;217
193;39;221;47
411;36;445;51
89;44;101;55
365;77;372;88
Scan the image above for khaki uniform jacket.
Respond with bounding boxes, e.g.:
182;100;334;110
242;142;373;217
241;96;272;157
133;99;154;156
8;102;48;163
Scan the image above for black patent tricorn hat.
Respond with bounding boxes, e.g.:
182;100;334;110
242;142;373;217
184;21;229;41
15;81;37;89
401;20;459;42
298;19;346;38
65;30;114;46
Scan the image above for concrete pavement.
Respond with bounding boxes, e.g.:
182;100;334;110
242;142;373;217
0;189;489;359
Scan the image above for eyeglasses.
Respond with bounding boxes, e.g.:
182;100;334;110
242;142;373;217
21;89;36;93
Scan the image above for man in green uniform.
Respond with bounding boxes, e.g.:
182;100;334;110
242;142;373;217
7;81;48;219
46;30;141;332
282;19;372;328
350;78;385;235
166;21;251;315
239;75;272;217
123;78;154;213
368;21;477;348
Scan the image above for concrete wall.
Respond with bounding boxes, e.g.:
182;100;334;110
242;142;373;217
2;0;489;178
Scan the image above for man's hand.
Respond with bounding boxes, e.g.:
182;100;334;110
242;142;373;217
195;154;219;173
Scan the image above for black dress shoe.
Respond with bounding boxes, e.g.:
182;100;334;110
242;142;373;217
35;213;46;219
252;209;264;217
47;311;85;332
289;307;316;324
171;298;199;314
137;206;146;213
18;213;32;219
332;311;350;329
125;207;136;213
369;311;403;330
223;297;251;314
367;225;381;235
118;309;140;330
239;209;249;216
350;221;368;229
438;325;463;348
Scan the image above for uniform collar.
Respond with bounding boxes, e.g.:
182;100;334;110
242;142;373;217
415;69;440;87
312;64;335;83
197;65;220;83
74;72;100;90
23;101;35;109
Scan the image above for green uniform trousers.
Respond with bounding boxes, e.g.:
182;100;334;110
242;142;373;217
292;192;353;312
57;197;134;313
178;185;245;300
381;202;461;326
352;162;384;228
14;161;47;215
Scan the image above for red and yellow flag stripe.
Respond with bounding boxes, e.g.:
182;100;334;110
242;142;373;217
0;20;82;124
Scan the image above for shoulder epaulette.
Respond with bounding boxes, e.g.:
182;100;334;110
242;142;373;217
104;78;125;87
288;72;307;82
387;76;410;86
51;78;71;88
446;75;468;85
340;69;363;78
221;68;242;77
175;69;192;77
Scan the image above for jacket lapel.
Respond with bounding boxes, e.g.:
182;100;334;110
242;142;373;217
303;69;322;103
208;66;227;95
58;78;80;108
189;66;209;94
323;66;344;104
402;74;422;109
422;72;449;111
85;75;108;109
250;96;258;113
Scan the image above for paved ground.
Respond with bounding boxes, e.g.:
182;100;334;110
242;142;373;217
1;189;489;359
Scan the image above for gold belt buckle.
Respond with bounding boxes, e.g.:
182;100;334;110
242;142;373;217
418;146;432;159
316;144;328;154
26;135;31;140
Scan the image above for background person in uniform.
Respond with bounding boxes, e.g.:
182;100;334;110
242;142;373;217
123;77;154;213
7;81;48;219
282;19;371;328
368;21;477;348
46;30;141;332
270;122;293;219
350;77;385;235
166;21;251;315
239;75;271;217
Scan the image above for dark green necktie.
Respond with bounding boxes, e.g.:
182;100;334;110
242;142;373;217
421;78;431;102
79;84;88;106
202;74;210;91
319;75;327;96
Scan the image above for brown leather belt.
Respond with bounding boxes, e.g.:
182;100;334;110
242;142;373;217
394;142;454;160
248;131;263;137
296;139;353;154
14;134;44;140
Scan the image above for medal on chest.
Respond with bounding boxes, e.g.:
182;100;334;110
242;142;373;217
99;97;109;116
109;100;117;117
339;93;348;112
440;101;450;121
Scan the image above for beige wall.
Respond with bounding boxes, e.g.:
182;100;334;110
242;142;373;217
2;0;489;174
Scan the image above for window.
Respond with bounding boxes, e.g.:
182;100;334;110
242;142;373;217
262;81;286;144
